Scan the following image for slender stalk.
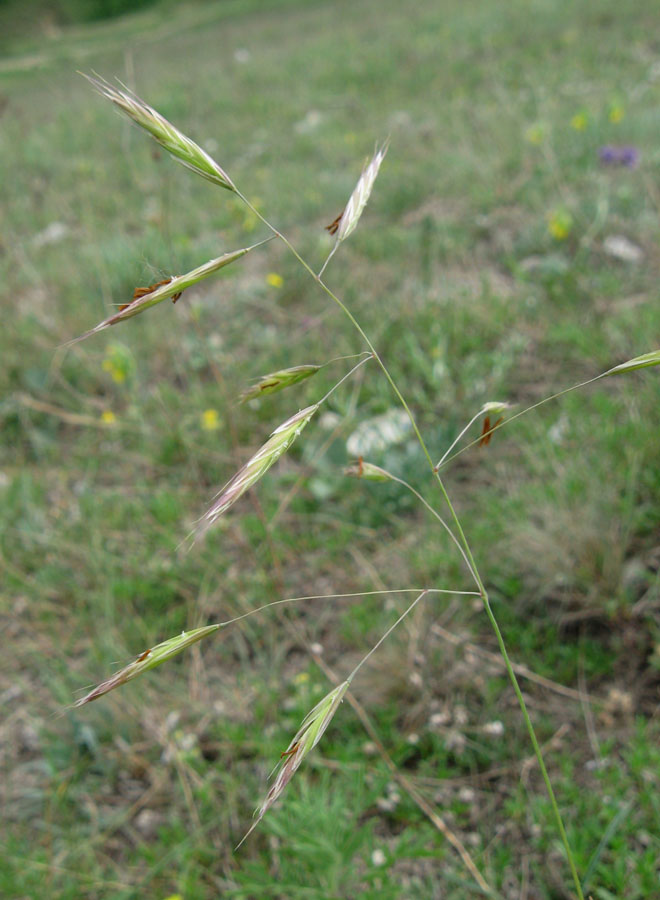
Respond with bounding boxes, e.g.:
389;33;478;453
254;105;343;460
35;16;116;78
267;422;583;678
235;189;585;899
318;355;372;404
217;587;479;630
235;191;438;474
348;590;428;681
318;243;338;278
439;374;606;469
321;351;373;367
435;409;484;470
380;469;479;584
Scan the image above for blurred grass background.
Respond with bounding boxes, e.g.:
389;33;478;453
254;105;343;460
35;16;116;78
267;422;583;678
2;0;660;897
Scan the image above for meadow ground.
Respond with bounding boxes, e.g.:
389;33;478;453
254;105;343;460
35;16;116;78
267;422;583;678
2;0;660;897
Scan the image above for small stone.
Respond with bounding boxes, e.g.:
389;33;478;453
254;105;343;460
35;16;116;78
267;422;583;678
603;235;643;263
454;705;468;726
294;110;322;134
134;808;162;838
319;411;341;430
429;710;451;728
483;720;504;736
33;222;69;248
165;711;180;732
548;415;569;445
18;721;41;752
0;685;22;704
445;730;466;752
607;687;634;714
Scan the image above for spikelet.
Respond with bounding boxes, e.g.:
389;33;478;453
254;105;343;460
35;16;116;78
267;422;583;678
480;401;512;415
85;75;235;191
197;405;318;537
604;349;660;376
70;243;263;344
333;141;389;244
237;681;349;848
75;625;220;706
477;402;511;448
119;277;182;311
344;458;392;481
239;365;321;403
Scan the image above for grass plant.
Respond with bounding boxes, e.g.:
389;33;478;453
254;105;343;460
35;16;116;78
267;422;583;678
3;2;660;897
63;72;660;899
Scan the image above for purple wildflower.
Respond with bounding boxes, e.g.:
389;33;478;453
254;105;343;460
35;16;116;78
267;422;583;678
598;145;639;168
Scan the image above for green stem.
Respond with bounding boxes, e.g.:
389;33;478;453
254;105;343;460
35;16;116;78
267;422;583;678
429;473;584;900
348;590;428;682
235;192;437;469
439;373;605;469
236;191;584;900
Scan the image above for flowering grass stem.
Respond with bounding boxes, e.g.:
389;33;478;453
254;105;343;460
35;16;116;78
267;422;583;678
235;188;586;900
77;83;597;894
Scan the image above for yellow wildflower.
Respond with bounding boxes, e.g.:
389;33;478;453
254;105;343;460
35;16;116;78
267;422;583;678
102;358;125;383
101;410;117;425
201;409;221;431
266;272;284;288
547;209;573;241
608;102;624;124
570;112;588;132
102;343;133;384
293;671;310;685
524;122;547;146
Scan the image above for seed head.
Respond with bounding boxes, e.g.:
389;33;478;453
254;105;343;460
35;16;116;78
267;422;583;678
334;141;389;244
239;365;321;403
75;625;220;706
344;458;392;481
85;74;235;191
605;349;660;376
236;681;349;848
480;401;511;416
197;405;318;537
70;243;262;344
